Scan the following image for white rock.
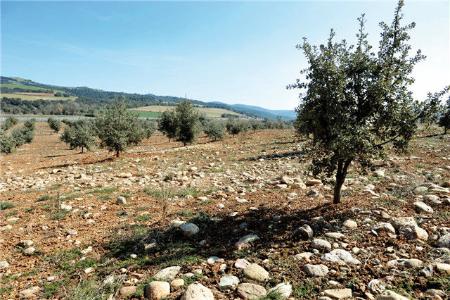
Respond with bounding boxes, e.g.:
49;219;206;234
343;219;357;229
180;223;199;237
323;288;352;299
376;290;409;300
268;283;292;299
321;249;361;265
219;275;240;290
414;201;433;213
182;283;214;300
116;196;127;205
237;283;267;300
0;260;10;269
145;281;170;300
243;263;269;282
311;238;332;252
303;264;329;277
154;266;181;281
235;258;251;269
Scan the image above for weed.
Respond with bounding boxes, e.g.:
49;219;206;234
43;280;66;298
37;194;51;202
50;210;69;220
0;201;14;210
135;214;151;222
293;279;319;299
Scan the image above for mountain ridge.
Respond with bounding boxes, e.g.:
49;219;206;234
0;76;296;120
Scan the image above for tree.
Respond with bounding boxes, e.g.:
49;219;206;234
438;96;450;134
141;119;156;139
47;117;62;133
175;101;200;145
60;120;96;153
1;116;18;131
204;120;225;141
95;101;144;157
158;110;178;141
0;131;15;154
290;0;433;204
226;119;248;135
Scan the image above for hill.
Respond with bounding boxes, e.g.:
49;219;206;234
0;76;296;120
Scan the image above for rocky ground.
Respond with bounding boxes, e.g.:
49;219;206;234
0;123;449;300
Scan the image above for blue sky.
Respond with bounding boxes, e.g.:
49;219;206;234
1;1;449;110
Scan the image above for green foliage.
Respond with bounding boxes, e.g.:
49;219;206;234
141;118;157;139
204;120;225;141
158;110;178;140
47;117;62;133
438;95;450;134
226;118;249;135
290;0;432;203
158;101;200;145
0;131;16;153
1;116;18;131
0;201;14;210
95;100;145;157
60;120;96;153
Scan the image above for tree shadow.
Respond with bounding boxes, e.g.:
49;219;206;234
242;150;306;161
101;202;356;269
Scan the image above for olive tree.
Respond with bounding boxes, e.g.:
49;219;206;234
290;0;435;204
438;96;450;134
95;101;144;157
204;120;225;141
60;120;96;153
175;101;200;145
48;117;62;133
158;110;178;141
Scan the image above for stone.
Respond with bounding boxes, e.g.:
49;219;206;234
304;264;329;277
219;275;240;290
321;249;361;265
237;283;267;300
387;258;423;269
171;278;185;290
414;201;433;213
368;279;385;294
311;238;332;252
154;266;181;281
120;286;137;297
145;281;170;300
235;258;251;269
376;290;409;300
391;217;428;241
116;196;127;205
60;203;72;211
436;233;450;248
23;246;36;255
180;223;199;237
182;283;214;300
435;262;450;274
295;252;314;261
323;288;352;299
243;263;270;282
325;232;345;240
298;224;314;240
374;170;385;178
207;256;223;265
0;260;10;269
268;283;292;299
84;267;94;274
306;179;322;186
413;186;428;194
424;194;440;203
235;234;260;249
372;223;396;235
343;219;357;229
19;286;41;299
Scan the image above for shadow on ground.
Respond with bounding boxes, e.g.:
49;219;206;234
101;202;356;271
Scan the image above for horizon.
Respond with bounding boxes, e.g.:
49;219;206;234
1;1;449;110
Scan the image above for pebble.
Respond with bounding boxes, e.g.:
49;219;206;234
311;238;332;252
243;263;270;282
154;266;181;281
145;281;170;300
237;283;267;300
182;283;214;300
304;264;329;277
323;288;352;299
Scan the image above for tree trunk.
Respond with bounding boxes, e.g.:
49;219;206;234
333;159;352;204
116;150;120;157
81;146;84;153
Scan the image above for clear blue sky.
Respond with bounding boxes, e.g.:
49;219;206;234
1;0;449;110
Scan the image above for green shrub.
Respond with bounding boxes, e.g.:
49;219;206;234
1;116;18;131
47;117;62;133
204;120;225;141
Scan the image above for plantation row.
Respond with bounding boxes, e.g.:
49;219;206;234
0;101;291;155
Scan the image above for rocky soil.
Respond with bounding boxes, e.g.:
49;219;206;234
0;123;449;299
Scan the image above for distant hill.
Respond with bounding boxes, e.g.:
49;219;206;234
0;76;296;120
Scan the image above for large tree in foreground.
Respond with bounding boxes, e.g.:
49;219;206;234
95;101;145;157
290;0;437;204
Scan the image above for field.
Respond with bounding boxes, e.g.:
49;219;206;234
0;122;449;299
131;105;243;119
0;92;77;101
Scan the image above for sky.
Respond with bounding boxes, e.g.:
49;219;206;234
1;0;449;110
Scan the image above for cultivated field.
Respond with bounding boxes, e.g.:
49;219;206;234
0;122;449;299
132;105;242;119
